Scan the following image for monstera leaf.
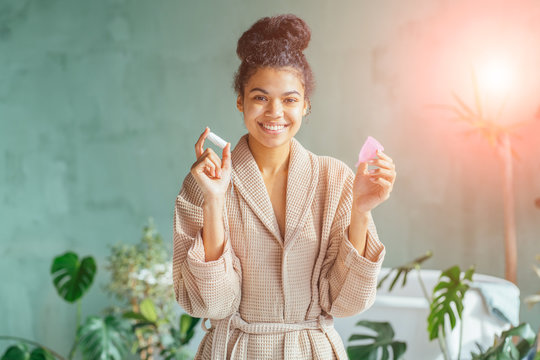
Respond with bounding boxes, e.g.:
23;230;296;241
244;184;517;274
1;344;55;360
427;265;475;341
51;251;96;303
76;315;133;360
346;320;406;360
470;322;538;360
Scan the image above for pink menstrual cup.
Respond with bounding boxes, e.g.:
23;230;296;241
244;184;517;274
355;136;384;167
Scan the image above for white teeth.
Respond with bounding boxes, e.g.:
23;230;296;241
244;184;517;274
261;124;285;131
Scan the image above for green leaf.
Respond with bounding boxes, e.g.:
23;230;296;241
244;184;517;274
377;251;433;291
139;298;157;323
51;252;96;303
346;321;406;360
1;344;30;360
76;315;133;360
1;346;54;360
122;311;148;322
29;348;54;360
427;265;475;341
178;314;200;345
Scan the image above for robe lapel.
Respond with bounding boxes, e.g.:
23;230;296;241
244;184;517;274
231;134;283;245
230;134;319;250
283;136;319;250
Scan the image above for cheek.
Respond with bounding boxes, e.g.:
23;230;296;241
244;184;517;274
244;104;264;118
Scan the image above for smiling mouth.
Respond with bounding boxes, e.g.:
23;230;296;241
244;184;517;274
258;122;289;131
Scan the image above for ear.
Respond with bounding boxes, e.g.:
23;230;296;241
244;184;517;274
236;95;244;112
303;99;309;115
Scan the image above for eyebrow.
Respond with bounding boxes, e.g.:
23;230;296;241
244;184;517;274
249;87;301;96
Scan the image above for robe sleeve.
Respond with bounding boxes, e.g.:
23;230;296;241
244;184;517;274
172;172;242;320
319;167;386;318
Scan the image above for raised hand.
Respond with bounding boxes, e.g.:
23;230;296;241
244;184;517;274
352;150;396;214
190;127;232;200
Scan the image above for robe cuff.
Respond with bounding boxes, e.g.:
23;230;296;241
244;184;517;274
186;228;234;280
338;226;385;277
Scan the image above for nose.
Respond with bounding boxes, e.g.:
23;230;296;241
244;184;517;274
265;99;284;118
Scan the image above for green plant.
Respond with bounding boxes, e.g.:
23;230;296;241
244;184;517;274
103;218;181;359
50;251;97;336
347;321;406;360
470;322;538;360
380;260;474;360
377;250;433;292
427;265;475;360
160;315;201;360
378;252;539;360
0;342;56;360
0;219;199;360
75;315;134;360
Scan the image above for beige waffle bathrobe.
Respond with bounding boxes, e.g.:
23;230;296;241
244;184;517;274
173;134;386;359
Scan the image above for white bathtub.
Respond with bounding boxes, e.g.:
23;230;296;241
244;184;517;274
334;267;520;360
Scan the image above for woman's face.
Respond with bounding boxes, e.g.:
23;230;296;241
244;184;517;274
237;66;308;150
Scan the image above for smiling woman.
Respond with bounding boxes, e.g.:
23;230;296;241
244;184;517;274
172;13;397;360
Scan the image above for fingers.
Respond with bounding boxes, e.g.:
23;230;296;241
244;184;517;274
368;150;396;186
376;150;394;164
356;161;368;174
221;142;231;170
368;167;395;183
369;154;394;170
369;176;392;198
195;127;210;158
192;147;223;178
205;149;223;178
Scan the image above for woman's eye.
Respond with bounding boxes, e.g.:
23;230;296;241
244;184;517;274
284;98;298;103
254;96;267;101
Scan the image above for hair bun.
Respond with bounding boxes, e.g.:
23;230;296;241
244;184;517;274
236;14;311;62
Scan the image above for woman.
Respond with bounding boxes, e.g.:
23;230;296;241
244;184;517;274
173;14;396;359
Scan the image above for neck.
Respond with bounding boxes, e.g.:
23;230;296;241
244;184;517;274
247;134;291;177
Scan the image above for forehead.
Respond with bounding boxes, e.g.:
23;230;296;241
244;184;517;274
246;67;304;94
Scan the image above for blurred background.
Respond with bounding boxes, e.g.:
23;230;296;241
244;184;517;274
1;0;539;358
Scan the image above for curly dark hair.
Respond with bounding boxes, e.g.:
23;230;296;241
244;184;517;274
233;14;315;102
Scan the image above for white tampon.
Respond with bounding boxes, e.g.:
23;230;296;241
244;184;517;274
207;131;228;149
205;130;234;197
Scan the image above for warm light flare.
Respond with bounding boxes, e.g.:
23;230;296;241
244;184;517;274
477;59;514;96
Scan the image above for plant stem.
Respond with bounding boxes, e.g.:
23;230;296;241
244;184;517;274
500;133;517;284
76;300;81;331
457;314;463;360
67;339;78;360
437;332;450;360
69;299;82;360
0;336;67;360
415;266;431;303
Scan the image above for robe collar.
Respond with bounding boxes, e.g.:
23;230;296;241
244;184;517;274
230;134;319;249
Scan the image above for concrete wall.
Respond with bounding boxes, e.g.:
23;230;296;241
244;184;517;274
1;0;539;356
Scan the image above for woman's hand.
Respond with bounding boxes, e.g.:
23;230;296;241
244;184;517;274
352;150;396;214
190;127;232;201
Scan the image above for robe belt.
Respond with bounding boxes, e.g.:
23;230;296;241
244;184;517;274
201;312;336;359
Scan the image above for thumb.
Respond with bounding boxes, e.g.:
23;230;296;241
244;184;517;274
221;143;232;170
356;161;368;175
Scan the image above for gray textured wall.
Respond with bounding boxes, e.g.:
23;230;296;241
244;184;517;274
1;0;539;356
